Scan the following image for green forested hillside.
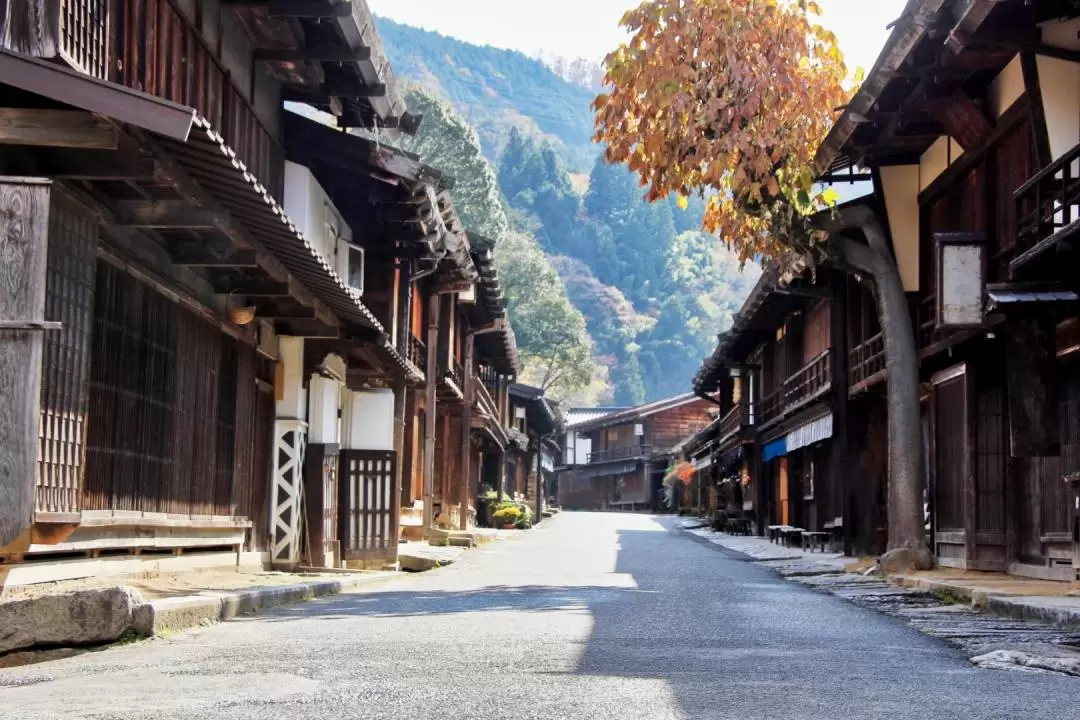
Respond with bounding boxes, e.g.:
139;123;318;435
377;18;599;172
379;19;759;403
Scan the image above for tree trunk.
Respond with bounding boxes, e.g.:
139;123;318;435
832;207;932;571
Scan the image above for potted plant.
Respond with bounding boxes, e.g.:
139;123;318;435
492;505;523;529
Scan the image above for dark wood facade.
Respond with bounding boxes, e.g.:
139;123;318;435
558;396;713;512
0;0;519;583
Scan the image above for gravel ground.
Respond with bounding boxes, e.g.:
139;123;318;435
3;512;1080;719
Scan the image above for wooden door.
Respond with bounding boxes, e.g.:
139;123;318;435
932;365;969;567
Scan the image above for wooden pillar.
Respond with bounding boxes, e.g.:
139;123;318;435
391;377;407;540
438;412;451;518
422;291;439;532
459;334;474;530
830;271;853;556
495;447;507;501
401;386;417;506
0;178;50;550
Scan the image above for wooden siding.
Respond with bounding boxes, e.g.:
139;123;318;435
803;299;831;363
83;259;256;518
646;401;715;449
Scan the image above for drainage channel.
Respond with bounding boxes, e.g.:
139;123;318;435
775;565;1080;676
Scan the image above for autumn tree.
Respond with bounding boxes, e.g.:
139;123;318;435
594;0;932;570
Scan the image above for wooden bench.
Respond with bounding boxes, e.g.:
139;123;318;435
780;527;806;547
801;531;830;552
767;525;789;544
823;517;844;552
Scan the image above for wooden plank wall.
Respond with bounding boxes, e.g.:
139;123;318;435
802;299;831;364
647;401;714;449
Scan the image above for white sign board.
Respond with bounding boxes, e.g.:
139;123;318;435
939;243;984;328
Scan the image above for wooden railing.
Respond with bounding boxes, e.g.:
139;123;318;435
849;332;885;389
474;372;498;418
587;445;652;464
479;364;500;399
784;350;832;410
759;388;783;427
406;334;426;372
1014;140;1080;256
759;350;833;428
719;401;753;444
114;0;285;198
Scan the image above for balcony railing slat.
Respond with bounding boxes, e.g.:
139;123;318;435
113;0;284;199
587;445;652;464
1014;140;1080;255
759;349;833;427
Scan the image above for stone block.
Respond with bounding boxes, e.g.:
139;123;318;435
0;587;142;654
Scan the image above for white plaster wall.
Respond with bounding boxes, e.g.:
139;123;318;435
341;389;395;451
276;336;307;420
919;136;958;191
308;375;342;446
988;55;1023;120
880;165;921;292
1038;17;1080;161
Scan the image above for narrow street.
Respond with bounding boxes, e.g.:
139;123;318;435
2;513;1080;719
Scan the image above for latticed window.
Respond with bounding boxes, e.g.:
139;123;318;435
60;0;110;80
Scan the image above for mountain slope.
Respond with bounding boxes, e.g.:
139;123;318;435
379;19;759;403
377;17;599;172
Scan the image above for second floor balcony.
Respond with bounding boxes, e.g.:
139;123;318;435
587;445;652;464
718;401;754;446
759;349;832;428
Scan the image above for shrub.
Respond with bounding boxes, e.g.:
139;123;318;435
492;506;523;525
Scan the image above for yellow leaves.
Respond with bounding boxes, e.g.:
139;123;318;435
675;194;689;210
593;0;851;275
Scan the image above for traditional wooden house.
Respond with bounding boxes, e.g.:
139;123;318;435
693;263;860;552
557;395;713;512
508;383;563;521
811;0;1080;579
0;0;499;584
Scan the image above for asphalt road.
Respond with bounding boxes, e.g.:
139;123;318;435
3;512;1080;719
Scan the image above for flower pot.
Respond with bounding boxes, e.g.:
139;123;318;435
501;523;516;530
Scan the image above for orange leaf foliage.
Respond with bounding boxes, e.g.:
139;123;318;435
675;461;696;485
593;0;853;270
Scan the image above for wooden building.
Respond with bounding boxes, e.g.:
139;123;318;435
0;0;515;585
508;383;563;522
693;0;1080;577
557;395;714;512
694;266;861;552
812;0;1080;579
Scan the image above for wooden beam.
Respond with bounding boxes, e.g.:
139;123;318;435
31;149;159;181
173;249;259;268
115;200;230;228
283;81;386;101
223;0;353;17
255;46;372;63
928;91;993;151
0;109;119;149
131;128;341;327
213;278;292;296
256;301;316;319
277;318;340;338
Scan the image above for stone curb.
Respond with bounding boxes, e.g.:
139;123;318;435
132;573;396;636
888;574;1080;628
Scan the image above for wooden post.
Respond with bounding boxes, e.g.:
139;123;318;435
391;376;407;541
0;177;50;549
422;291;439;533
401;387;417;506
438;412;451;520
829;271;853;556
459;334;474;530
495;448;506;501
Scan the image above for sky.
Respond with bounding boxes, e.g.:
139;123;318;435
367;0;909;76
